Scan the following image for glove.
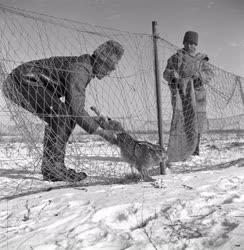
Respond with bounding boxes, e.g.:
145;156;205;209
171;71;180;83
192;71;201;80
192;71;203;88
97;117;125;131
106;118;124;131
94;116;111;130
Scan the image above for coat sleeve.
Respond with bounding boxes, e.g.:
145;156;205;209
163;54;179;83
200;60;214;84
194;53;214;84
68;63;99;134
163;56;175;83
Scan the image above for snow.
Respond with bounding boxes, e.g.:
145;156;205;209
0;133;244;249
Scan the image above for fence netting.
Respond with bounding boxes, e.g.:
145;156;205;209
0;4;243;198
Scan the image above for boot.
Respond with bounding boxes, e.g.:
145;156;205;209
192;146;199;155
42;115;84;182
42;162;87;182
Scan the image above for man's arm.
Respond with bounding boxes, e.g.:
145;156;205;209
163;55;180;84
68;63;118;144
69;63;100;134
195;53;214;84
200;60;214;84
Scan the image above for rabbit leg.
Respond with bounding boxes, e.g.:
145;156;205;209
140;166;154;182
130;164;137;175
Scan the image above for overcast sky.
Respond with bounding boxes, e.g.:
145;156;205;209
1;0;244;77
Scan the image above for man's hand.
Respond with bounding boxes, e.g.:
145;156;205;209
173;71;179;79
192;71;201;80
94;116;111;130
91;106;124;131
91;106;112;130
172;71;180;82
170;71;180;88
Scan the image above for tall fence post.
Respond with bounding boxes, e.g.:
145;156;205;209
152;21;165;175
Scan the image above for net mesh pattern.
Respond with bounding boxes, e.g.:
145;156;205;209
0;5;243;198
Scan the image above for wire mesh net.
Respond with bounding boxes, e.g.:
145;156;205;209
0;4;243;198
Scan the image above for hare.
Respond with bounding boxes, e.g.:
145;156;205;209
91;106;166;181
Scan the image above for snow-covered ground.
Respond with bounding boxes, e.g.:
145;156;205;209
0;132;244;250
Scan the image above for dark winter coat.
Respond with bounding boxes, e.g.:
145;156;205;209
4;54;99;133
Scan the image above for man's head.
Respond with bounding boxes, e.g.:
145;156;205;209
93;40;124;79
183;31;198;55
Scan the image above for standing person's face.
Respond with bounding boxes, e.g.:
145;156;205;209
184;42;197;55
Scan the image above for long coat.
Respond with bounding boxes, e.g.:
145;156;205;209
163;49;214;162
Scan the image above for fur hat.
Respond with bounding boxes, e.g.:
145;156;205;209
183;31;198;45
93;40;124;68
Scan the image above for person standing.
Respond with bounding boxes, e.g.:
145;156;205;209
163;31;213;162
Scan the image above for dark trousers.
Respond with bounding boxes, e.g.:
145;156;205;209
2;75;76;170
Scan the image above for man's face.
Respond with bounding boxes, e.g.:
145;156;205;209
95;60;117;79
184;42;197;55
